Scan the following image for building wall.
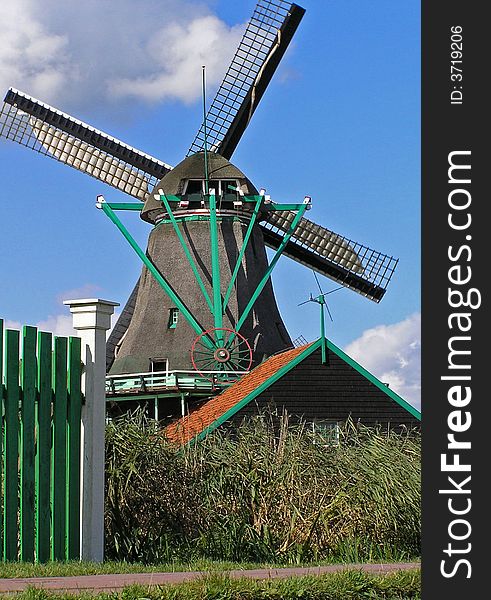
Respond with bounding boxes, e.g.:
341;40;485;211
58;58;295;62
231;346;419;428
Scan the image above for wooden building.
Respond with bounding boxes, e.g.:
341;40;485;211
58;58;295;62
166;338;421;445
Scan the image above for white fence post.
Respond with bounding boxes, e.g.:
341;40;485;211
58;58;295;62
64;298;119;562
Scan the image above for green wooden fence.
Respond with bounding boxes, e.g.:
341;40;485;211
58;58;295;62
0;318;83;562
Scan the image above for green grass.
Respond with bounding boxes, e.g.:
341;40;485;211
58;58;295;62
0;560;252;579
6;569;421;599
0;559;420;579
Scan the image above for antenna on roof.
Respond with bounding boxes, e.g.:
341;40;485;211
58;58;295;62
298;272;343;364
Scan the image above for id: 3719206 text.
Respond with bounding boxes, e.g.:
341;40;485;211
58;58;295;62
450;25;463;105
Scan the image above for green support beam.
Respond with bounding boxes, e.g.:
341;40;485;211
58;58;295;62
234;202;309;336
99;194;310;356
208;190;223;336
105;203;143;211
223;195;264;312
241;194;310;212
202;66;210;196
97;198;214;350
159;194;214;312
319;296;327;364
266;203;311;211
241;194;264;203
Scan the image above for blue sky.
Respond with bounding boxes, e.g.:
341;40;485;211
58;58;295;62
0;0;420;406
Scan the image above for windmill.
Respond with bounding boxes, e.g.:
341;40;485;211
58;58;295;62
0;0;398;383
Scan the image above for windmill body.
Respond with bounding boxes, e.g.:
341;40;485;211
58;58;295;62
109;152;291;374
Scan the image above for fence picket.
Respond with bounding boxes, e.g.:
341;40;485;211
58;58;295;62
3;329;20;561
52;336;68;561
20;326;37;561
67;336;82;559
36;331;53;563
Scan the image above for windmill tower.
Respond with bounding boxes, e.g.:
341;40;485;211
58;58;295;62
0;1;398;386
109;150;294;375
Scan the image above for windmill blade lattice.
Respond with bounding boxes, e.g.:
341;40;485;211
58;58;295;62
260;212;398;302
267;211;364;272
0;88;171;199
187;1;305;160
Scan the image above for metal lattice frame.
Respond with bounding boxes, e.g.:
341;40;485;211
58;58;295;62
260;212;398;301
266;211;364;272
0;89;170;199
97;194;309;359
188;1;304;159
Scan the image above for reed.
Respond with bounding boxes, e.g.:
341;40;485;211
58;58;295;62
105;411;420;564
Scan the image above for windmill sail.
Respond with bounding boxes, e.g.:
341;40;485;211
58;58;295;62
265;211;364;273
187;1;305;160
0;90;395;301
260;214;398;302
0;88;171;199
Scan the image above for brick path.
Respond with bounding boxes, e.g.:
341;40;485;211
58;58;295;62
0;562;420;593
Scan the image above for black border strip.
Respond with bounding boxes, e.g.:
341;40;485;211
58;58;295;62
422;1;486;596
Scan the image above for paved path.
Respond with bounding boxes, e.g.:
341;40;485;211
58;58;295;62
0;562;420;593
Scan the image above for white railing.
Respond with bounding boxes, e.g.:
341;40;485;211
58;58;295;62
106;369;248;395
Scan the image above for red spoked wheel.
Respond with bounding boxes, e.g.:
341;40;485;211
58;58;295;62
191;327;253;379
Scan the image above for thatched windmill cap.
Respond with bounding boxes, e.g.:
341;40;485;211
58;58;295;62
141;151;258;223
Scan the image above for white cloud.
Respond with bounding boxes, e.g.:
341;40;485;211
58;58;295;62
344;313;421;410
109;16;244;104
5;312;119;345
0;0;71;103
3;284;118;339
5;310;119;340
3;314;74;337
36;314;76;337
0;0;244;111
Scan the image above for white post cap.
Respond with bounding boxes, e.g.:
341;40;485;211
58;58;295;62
63;298;119;331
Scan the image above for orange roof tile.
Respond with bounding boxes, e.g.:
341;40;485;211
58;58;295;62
165;343;314;445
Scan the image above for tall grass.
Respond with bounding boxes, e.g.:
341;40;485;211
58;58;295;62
105;412;420;564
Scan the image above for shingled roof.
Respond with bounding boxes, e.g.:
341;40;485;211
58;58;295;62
165;337;421;446
165;342;315;445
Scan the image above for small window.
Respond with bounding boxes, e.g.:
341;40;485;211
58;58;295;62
185;180;202;195
184;179;240;197
150;358;169;373
168;308;179;329
311;420;340;446
208;180;220;194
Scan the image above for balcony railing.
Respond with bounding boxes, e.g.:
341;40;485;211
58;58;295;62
106;369;247;396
